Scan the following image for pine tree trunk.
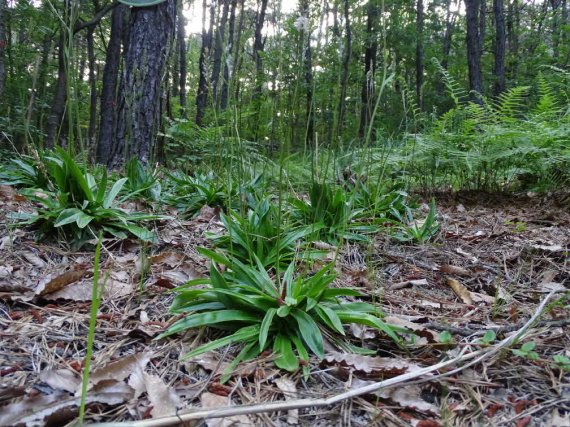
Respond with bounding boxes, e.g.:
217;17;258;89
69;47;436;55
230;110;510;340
177;5;187;118
479;0;487;57
416;0;424;111
97;4;126;165
87;26;98;146
359;0;378;138
465;0;484;97
111;1;176;166
220;0;238;110
211;0;229;105
46;33;67;147
253;0;268;100
335;0;351;141
0;0;6;101
196;0;214;126
493;0;506;95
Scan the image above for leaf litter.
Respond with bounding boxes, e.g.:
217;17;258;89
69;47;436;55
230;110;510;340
0;192;568;426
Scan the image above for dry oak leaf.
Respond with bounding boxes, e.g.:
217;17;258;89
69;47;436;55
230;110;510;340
275;377;299;425
200;392;254;427
35;268;88;296
323;351;427;378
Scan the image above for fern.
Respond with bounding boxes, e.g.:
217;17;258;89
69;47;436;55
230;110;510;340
492;86;531;122
432;58;468;106
534;73;559;119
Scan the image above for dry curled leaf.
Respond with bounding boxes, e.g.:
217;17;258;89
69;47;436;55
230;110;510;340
323;352;426;378
35;268;88;296
439;264;470;277
200;392;253;427
446;278;473;305
275;377;299;425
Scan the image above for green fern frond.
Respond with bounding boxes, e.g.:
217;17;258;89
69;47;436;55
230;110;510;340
493;86;531;122
431;58;468;106
534;73;559;119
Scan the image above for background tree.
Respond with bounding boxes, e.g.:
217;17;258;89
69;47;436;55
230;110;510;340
111;0;176;166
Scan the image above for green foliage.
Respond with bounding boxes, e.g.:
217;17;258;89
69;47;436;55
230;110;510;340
478;330;497;346
163;121;276;178
159;250;402;375
12;148;159;247
165;171;237;217
395;75;570;192
392;199;439;244
209;198;324;268
124;158;161;202
512;341;539;361
552;355;570;372
0;154;50;189
438;330;454;344
289;182;377;245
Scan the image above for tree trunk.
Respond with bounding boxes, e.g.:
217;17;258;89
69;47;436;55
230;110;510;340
211;0;229;104
177;3;187;118
87;26;98;146
46;33;67;147
251;0;268;139
438;0;457;96
465;0;484;97
493;0;506;95
97;4;126;165
253;0;268;100
359;0;378;138
111;1;176;166
335;0;351;141
562;0;569;65
300;0;314;145
479;0;487;57
220;0;238;110
196;0;214;126
506;0;519;81
35;32;52;131
232;0;245;104
0;0;6;100
416;0;424;111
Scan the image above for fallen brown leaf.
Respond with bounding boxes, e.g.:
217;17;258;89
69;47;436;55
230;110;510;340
446;278;473;304
200;392;253;427
323;352;427;378
275;377;299;425
440;264;471;277
35;268;88;296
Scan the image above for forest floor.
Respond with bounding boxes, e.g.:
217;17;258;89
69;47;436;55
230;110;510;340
0;186;569;427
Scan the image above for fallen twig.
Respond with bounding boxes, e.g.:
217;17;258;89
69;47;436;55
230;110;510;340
423;318;570;337
92;291;555;427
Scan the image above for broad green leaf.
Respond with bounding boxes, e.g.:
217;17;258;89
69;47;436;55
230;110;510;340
158;309;258;338
259;308;277;351
95;169;108;205
273;334;298;371
180;325;260;360
314;305;345;335
104;178;128;208
291;309;324;358
119;224;155;242
54;208;93;229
